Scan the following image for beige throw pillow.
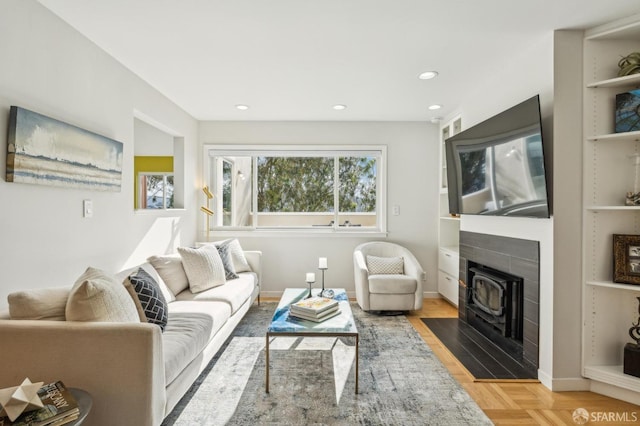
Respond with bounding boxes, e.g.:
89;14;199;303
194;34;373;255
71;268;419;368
366;255;404;275
8;287;70;320
66;267;140;323
147;254;190;296
178;245;226;293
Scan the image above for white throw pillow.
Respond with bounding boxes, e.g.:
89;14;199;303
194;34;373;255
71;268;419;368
178;245;226;293
226;238;251;273
366;255;404;275
8;287;70;320
147;253;190;296
66;267;140;323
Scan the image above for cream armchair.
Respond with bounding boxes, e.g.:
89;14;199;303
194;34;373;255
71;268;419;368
353;241;424;311
353;241;424;312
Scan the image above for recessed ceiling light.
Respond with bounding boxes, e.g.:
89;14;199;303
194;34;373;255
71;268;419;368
418;71;439;80
428;104;442;110
235;104;249;111
333;104;347;110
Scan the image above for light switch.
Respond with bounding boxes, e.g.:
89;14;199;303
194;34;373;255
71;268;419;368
83;199;93;218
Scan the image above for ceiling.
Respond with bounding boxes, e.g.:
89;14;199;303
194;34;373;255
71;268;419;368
38;0;640;122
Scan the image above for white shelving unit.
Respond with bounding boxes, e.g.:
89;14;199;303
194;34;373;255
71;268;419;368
438;116;461;306
582;18;640;400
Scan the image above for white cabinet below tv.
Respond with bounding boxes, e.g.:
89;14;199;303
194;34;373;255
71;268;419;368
438;247;459;306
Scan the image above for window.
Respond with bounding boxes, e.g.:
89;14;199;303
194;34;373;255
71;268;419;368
204;145;386;233
138;173;174;209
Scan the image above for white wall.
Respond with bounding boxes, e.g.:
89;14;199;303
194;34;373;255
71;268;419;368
199;121;440;297
134;118;174;156
0;0;199;310
450;32;561;387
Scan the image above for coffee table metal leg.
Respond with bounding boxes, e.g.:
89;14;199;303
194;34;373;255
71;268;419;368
266;333;270;393
355;334;359;394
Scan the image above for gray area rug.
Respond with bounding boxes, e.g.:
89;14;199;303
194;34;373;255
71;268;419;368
162;302;492;426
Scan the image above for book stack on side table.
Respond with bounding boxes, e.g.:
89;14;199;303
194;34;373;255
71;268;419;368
290;296;340;322
0;381;80;426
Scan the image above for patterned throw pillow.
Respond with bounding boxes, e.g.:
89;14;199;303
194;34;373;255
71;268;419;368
214;240;239;280
126;268;169;331
178;245;227;293
366;255;405;275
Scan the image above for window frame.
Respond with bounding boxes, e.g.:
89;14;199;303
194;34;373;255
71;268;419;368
202;144;387;236
137;172;175;210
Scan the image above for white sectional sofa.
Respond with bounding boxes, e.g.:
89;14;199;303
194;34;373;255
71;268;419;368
0;247;261;426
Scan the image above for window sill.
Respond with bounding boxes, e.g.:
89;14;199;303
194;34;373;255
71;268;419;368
134;208;186;216
204;229;388;239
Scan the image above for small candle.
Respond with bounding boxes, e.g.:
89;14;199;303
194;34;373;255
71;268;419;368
319;257;328;269
306;272;315;282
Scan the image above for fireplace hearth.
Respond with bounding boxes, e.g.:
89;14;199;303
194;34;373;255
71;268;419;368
459;231;540;372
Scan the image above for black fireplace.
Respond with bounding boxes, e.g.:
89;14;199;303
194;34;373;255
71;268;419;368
467;266;523;341
459;231;540;371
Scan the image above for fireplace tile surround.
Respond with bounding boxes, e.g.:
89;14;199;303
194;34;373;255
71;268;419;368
459;231;540;370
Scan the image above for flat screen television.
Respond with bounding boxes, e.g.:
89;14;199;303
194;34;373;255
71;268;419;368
445;95;550;218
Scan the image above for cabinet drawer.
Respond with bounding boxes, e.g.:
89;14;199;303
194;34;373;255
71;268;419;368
438;249;459;277
438;270;458;306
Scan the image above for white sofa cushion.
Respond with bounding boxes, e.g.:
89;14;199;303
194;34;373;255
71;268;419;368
147;254;188;298
178;245;226;293
163;300;232;386
66;267;140;323
8;287;70;320
368;274;417;294
174;272;256;314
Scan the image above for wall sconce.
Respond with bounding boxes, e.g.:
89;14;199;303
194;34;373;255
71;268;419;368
201;186;214;240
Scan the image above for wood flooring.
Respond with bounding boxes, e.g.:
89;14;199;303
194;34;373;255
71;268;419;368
408;298;640;425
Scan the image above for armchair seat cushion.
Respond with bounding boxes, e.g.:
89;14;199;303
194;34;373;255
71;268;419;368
368;274;417;294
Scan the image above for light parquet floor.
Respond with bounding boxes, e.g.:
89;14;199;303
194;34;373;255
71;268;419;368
408;298;640;425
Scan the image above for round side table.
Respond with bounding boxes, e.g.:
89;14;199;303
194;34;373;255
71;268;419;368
68;388;92;425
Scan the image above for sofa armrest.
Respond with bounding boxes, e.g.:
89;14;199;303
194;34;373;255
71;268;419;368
353;250;371;310
0;320;165;426
244;250;262;285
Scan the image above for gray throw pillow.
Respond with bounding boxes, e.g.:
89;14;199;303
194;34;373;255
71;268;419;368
214;240;239;280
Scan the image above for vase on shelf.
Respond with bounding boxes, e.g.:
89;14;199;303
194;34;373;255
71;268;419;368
626;154;640;206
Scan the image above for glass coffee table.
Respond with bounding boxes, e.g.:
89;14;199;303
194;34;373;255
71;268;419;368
265;288;359;393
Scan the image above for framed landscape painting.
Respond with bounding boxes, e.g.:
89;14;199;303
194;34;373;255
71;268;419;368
6;106;123;191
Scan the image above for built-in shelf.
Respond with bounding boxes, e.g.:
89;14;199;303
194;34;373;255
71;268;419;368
586;280;640;291
438;116;462;306
584;365;640;393
586;72;640;89
587;130;640;142
581;14;640;405
439;216;461;222
586;205;640;211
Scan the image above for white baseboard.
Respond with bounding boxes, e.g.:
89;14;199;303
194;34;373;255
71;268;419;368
537;369;591;391
423;291;441;299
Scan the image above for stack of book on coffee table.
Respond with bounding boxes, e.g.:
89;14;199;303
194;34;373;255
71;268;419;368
289;297;340;322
